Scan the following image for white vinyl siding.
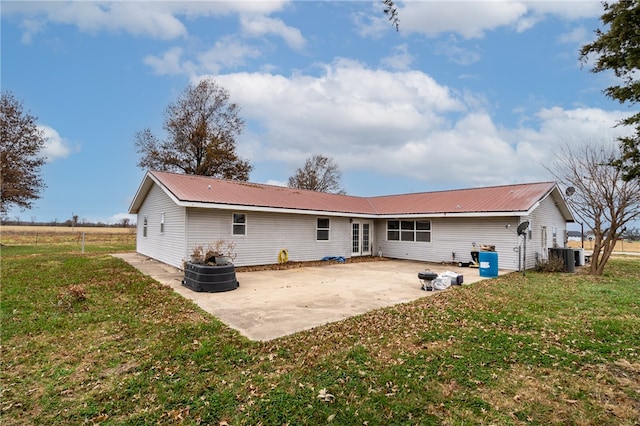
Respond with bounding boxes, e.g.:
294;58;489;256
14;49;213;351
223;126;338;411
186;209;351;267
134;180;570;272
378;217;526;271
135;184;186;269
527;194;569;269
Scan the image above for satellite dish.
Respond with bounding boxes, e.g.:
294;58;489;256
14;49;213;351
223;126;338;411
565;186;575;197
517;221;529;236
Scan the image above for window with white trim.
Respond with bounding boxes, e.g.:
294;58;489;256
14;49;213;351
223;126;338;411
143;215;148;238
232;213;246;236
160;213;165;234
317;218;330;241
387;220;400;240
416;220;431;242
387;220;431;242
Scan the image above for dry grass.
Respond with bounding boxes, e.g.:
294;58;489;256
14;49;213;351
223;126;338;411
1;225;135;246
1;225;134;234
568;239;640;252
2;245;639;424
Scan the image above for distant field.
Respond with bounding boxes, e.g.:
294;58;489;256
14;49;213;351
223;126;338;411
568;239;640;253
1;225;136;247
1;225;134;234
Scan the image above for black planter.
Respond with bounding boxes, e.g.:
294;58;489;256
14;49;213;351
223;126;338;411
182;262;239;292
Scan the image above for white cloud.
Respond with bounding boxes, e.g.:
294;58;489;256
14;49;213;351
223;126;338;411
198;38;262;73
14;2;187;40
203;61;631;189
144;47;196;76
39;125;73;162
381;44;415;71
393;1;529;39
434;36;482;66
19;18;46;44
4;1;290;42
240;15;306;50
264;179;288;187
108;212;137;226
558;25;590;44
145;39;262;76
520;107;630;150
358;1;603;40
524;1;603;20
212;59;464;160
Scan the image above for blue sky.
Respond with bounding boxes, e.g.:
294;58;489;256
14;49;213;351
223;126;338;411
1;1;634;225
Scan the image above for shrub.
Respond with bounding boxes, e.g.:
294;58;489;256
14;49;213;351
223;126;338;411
535;254;566;272
189;240;237;265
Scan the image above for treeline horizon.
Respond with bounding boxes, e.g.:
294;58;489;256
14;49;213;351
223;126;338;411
1;218;136;228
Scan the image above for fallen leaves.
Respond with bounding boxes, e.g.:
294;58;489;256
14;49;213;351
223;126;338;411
317;388;335;402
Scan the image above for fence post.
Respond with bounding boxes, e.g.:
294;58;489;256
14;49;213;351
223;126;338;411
81;232;85;254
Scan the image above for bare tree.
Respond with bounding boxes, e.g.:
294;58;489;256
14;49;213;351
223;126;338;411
135;79;252;180
288;154;346;194
0;91;47;214
548;142;640;275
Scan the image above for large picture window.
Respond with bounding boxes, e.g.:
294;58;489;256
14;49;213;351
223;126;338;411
233;213;246;236
387;220;431;242
317;218;330;241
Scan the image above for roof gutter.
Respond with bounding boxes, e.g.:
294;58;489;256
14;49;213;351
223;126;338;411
176;199;532;219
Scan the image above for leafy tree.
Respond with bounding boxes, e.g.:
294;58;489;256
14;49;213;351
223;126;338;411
580;1;640;180
135;79;252;180
547;142;640;275
288;154;346;194
0;91;47;214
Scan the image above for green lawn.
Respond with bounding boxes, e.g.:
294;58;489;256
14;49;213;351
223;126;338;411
1;244;639;425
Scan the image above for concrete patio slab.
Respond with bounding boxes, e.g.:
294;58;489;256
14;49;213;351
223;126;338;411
112;253;504;341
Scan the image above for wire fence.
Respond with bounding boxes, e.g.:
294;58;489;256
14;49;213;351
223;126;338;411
1;229;136;246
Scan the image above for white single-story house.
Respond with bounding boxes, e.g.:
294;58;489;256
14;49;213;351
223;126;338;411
129;170;575;271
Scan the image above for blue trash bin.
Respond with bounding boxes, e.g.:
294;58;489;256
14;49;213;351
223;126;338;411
479;251;498;278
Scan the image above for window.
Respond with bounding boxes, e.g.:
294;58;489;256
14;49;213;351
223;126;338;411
143;215;148;238
232;213;246;236
387;219;431;242
160;213;165;234
387;220;400;240
401;220;414;241
416;220;431;242
317;218;330;241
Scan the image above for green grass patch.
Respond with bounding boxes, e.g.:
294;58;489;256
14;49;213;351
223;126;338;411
2;246;639;425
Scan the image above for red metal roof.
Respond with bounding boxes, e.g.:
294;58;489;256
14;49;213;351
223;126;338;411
149;171;376;214
133;170;565;218
368;182;558;215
